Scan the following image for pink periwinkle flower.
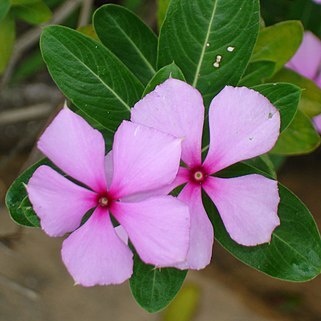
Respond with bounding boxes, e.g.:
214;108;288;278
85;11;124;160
286;31;321;131
27;107;190;286
131;79;281;270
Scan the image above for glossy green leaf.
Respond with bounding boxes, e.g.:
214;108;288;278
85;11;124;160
21;197;41;227
271;68;321;118
0;0;10;23
12;1;52;25
158;0;260;106
143;62;185;96
239;60;275;87
271;110;320;155
243;154;276;179
253;83;301;132
251;21;303;73
204;163;321;281
40;25;144;132
0;13;15;74
5;158;51;227
157;0;170;30
94;4;157;85
130;255;187;313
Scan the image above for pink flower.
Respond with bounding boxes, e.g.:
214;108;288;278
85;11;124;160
131;79;281;270
286;31;321;131
27;107;190;286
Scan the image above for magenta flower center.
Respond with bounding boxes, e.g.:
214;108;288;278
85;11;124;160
97;193;113;208
190;166;208;185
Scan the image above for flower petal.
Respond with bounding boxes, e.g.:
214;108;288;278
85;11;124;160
203;175;280;246
27;165;97;237
61;207;133;286
112;196;190;267
313;114;321;133
110;121;182;198
131;78;204;167
204;86;280;173
38;107;107;193
286;31;321;81
175;183;213;270
121;166;190;202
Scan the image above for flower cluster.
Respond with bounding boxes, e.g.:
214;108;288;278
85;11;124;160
27;80;281;286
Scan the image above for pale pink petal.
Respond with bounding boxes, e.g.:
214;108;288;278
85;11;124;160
110;121;182;199
27;165;97;237
204;86;280;173
104;151;113;188
38;107;107;193
313;114;321;133
112;196;190;267
115;225;128;244
315;71;321;88
203;175;280;246
286;31;321;80
131;78;204;167
175;183;213;270
121;166;190;202
61;207;133;286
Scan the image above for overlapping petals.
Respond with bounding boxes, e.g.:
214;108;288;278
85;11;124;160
28;107;190;286
132;78;281;270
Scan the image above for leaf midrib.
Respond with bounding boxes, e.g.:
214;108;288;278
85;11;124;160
192;0;218;88
107;15;156;75
49;32;132;112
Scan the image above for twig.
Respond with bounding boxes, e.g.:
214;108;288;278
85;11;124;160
78;0;94;28
0;103;52;125
0;0;83;88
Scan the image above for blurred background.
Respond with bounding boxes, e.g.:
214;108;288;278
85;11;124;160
1;0;321;320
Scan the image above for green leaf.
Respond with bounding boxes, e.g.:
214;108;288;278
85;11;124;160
12;1;52;25
94;4;157;85
243;154;276;179
10;0;39;5
40;25;144;132
0;13;15;74
204;163;321;281
157;0;170;30
252;83;301;132
158;0;260;106
0;0;10;23
239;60;275;87
271;68;321;118
5;159;51;227
271;110;320;155
21;197;41;227
130;255;187;313
77;25;99;41
143;62;185;96
251;21;303;73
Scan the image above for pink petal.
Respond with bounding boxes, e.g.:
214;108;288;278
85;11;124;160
286;31;321;80
38;107;107;193
131;78;204;167
121;166;190;202
27;165;97;237
104;151;113;188
203;175;280;246
313;113;321;133
204;86;280;173
110;121;182;199
175;183;214;270
61;207;133;286
112;196;190;267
